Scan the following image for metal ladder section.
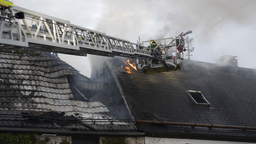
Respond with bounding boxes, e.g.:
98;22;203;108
0;5;151;57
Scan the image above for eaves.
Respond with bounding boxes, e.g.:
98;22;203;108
144;132;256;143
0;127;145;136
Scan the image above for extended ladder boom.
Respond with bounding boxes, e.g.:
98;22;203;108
0;3;151;57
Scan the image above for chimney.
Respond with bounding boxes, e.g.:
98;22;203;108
216;55;238;67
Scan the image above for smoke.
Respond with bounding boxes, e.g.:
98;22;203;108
88;55;132;119
89;0;256;77
95;0;163;42
88;55;110;80
96;0;254;42
94;0;256;68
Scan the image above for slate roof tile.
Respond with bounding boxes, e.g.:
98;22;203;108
0;53;135;131
116;59;256;136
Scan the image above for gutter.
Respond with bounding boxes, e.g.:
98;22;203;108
0;127;145;136
137;120;256;130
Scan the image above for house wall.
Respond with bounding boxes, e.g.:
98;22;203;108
145;137;255;144
37;135;71;144
101;137;255;144
100;137;145;144
127;137;145;144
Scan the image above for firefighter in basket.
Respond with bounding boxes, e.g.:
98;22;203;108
150;40;161;58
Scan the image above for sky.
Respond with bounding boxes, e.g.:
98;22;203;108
11;0;256;77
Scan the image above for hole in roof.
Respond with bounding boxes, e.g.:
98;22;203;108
187;90;210;106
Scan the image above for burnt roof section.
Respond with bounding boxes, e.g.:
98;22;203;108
88;57;133;120
0;53;136;132
116;59;256;139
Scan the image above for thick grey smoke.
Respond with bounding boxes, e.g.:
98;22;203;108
88;55;110;80
96;0;254;42
11;0;256;71
95;0;154;42
94;0;256;68
10;0;256;74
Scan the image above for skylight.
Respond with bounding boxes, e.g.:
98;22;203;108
187;90;210;106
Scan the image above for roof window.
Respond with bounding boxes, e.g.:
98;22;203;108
187;90;210;106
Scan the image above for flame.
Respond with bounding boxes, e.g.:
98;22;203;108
124;59;137;74
126;59;137;71
126;66;131;74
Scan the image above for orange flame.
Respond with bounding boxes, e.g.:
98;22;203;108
126;66;131;74
126;59;137;71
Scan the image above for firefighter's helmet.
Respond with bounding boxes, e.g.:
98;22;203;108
151;40;157;46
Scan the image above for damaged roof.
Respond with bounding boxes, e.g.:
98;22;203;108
0;53;136;132
115;59;256;139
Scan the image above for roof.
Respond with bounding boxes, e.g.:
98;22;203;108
216;55;237;61
216;55;238;67
88;58;134;120
114;59;256;140
0;53;136;132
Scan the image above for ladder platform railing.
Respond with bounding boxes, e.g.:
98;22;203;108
0;5;151;57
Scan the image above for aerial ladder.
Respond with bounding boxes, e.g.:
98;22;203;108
0;0;193;74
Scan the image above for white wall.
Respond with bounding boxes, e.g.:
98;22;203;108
100;137;145;144
145;137;255;144
100;137;255;144
37;135;71;144
127;137;145;144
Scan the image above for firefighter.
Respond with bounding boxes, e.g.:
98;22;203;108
150;40;161;57
149;40;160;64
150;40;157;49
149;40;156;57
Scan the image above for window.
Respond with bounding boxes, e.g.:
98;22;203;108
187;90;210;106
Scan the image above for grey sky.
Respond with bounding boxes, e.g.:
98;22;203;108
11;0;256;77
